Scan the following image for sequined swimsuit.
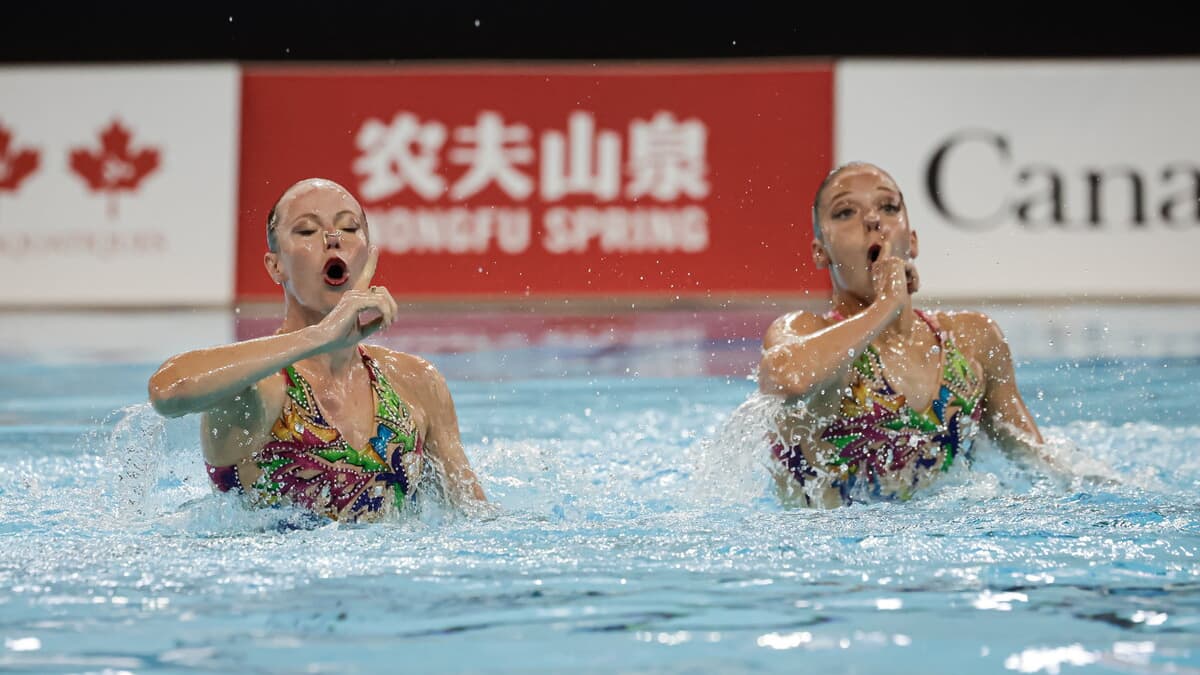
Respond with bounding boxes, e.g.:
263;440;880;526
206;347;422;522
772;310;985;504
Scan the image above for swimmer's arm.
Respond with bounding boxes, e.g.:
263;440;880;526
149;251;396;419
417;359;489;510
758;298;902;400
200;381;274;465
148;249;396;417
967;313;1053;462
148;328;327;418
962;313;1102;480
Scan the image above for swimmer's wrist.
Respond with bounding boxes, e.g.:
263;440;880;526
869;292;905;321
294;324;332;358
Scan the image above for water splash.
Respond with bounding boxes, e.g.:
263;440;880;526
687;392;781;508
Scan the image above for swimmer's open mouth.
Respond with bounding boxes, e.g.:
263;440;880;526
323;257;349;286
868;244;882;264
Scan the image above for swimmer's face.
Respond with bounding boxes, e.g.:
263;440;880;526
812;164;917;299
264;179;371;311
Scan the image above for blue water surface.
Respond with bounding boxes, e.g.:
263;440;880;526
0;305;1196;674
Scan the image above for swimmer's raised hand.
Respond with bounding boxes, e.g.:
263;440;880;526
905;260;920;295
353;243;381;294
870;240;910;306
351;244;397;332
314;245;398;350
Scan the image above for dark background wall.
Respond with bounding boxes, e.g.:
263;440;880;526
4;3;1196;63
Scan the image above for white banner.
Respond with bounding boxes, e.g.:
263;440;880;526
0;64;239;306
0;309;236;365
836;60;1200;299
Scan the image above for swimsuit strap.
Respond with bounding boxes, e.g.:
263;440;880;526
913;309;946;347
357;345;420;446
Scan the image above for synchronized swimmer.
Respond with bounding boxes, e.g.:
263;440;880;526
757;162;1058;507
149;178;488;523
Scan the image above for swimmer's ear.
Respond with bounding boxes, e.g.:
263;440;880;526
811;238;830;269
264;251;286;285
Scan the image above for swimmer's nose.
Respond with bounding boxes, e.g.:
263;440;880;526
324;230;342;249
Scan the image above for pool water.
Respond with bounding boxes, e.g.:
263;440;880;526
0;304;1197;674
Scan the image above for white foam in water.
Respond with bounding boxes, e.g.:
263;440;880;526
687;392;782;507
92;403;179;525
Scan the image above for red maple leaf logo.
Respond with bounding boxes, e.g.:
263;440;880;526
0;122;40;193
70;119;160;219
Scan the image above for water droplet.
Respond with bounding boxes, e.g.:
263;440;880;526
474;19;481;27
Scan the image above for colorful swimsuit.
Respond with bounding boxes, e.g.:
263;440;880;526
772;310;985;504
206;347;422;522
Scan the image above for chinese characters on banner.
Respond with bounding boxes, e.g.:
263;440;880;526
237;64;833;301
355;109;709;256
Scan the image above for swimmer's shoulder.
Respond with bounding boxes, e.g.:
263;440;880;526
763;308;837;350
927;308;1011;356
361;344;438;381
361;344;453;406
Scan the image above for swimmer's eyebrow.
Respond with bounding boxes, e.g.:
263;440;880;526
288;210;361;227
288;213;320;228
827;187;900;206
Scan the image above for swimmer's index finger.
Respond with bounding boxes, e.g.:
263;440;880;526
354;246;379;291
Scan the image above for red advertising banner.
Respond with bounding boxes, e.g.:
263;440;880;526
236;62;833;302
